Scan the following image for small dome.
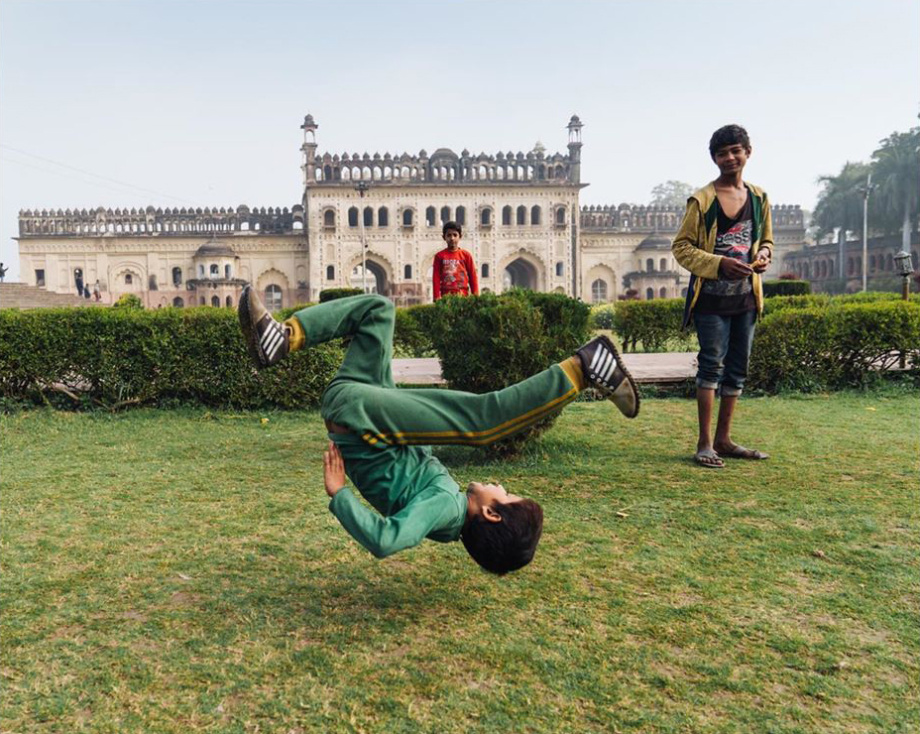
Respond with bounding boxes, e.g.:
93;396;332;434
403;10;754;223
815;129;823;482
430;147;458;160
636;234;672;251
194;241;236;258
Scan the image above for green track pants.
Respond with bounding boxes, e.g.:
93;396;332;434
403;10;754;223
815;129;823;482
292;295;581;448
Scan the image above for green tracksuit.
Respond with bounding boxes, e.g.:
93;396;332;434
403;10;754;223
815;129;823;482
292;294;580;558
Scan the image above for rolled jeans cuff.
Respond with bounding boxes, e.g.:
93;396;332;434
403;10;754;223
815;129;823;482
720;385;743;397
696;377;720;391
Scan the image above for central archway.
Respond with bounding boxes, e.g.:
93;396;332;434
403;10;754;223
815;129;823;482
350;259;388;295
503;257;538;290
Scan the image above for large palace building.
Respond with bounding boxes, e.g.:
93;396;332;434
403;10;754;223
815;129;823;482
15;114;806;309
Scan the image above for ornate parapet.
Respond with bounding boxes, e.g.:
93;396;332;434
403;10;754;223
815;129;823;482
579;203;805;232
18;204;305;237
307;147;578;185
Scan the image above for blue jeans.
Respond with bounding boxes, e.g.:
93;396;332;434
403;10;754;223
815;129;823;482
693;310;756;397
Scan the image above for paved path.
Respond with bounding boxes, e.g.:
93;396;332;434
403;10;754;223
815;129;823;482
392;352;697;385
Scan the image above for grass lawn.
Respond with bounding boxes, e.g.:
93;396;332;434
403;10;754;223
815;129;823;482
2;391;918;733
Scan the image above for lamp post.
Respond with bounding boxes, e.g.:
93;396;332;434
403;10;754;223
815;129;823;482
894;250;914;301
857;173;876;292
354;181;370;294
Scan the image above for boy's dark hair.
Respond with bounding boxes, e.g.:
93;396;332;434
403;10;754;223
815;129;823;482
442;221;462;237
709;124;751;158
461;499;543;575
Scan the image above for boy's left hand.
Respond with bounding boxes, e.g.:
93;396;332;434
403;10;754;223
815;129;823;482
752;249;772;273
323;441;346;498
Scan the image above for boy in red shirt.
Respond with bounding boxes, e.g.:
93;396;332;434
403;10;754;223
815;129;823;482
432;221;478;300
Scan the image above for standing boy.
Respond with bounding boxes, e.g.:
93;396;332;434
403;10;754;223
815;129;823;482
238;288;639;574
432;221;478;300
672;124;773;469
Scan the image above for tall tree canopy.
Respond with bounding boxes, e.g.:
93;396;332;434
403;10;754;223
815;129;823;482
650;181;694;208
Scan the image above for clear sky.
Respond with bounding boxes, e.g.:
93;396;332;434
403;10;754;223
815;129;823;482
1;0;917;279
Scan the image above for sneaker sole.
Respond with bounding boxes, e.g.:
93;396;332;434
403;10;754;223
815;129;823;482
238;288;267;367
595;335;640;419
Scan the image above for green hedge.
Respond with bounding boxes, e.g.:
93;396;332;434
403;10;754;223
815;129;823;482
763;279;811;297
319;287;364;303
393;304;438;358
0;307;343;410
607;299;696;352
749;301;920;392
428;290;592;455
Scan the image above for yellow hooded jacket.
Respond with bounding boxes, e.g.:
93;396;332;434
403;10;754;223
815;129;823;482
672;182;774;328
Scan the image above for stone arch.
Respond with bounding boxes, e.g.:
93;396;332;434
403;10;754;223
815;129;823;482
346;251;394;296
110;262;146;294
256;268;290;294
584;263;616;303
499;249;545;292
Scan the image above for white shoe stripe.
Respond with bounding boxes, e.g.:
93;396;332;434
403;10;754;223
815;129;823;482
261;323;281;346
266;339;280;361
589;347;604;373
263;329;282;357
598;352;614;384
601;354;619;383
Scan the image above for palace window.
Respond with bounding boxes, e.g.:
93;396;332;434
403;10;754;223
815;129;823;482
210;264;219;278
172;297;184;307
646;288;654;300
324;210;336;228
426;206;436;227
211;296;220;307
482;263;490;278
225;264;232;279
226;296;233;307
456;206;466;226
363;207;374;227
326;265;335;280
555;207;565;225
125;273;133;285
440;206;451;224
480;208;492;227
265;284;282;311
378;207;389;227
517;206;527;225
660;258;667;272
35;269;45;287
402;209;414;227
404;264;412;279
646;259;654;273
591;279;607;303
555;262;564;277
531;206;541;225
659;287;667;298
502;206;512;225
172;267;183;287
348;207;359;227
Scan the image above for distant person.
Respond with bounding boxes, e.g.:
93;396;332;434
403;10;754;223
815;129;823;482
672;124;773;469
432;221;478;301
0;263;7;283
93;280;101;302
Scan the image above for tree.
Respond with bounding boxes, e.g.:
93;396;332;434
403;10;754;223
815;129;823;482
811;161;873;242
871;127;920;251
650;180;694;208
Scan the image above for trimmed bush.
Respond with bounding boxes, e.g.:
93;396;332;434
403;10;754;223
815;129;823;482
763;279;811;297
393;304;438;358
609;298;695;352
319;287;363;303
428;290;591;455
749;301;920;392
0;307;343;410
590;303;617;331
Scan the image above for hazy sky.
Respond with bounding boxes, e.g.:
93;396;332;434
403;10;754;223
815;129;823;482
1;0;917;279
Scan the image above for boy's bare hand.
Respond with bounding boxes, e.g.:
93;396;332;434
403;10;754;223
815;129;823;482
752;249;772;273
323;441;346;498
719;257;754;280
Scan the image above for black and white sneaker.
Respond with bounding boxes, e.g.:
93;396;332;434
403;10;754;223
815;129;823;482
238;285;289;368
576;335;640;418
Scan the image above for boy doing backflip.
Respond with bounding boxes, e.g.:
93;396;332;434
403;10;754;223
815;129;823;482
672;124;773;469
239;288;639;574
432;221;478;300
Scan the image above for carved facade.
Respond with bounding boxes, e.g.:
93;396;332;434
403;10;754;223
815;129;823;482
15;114;806;309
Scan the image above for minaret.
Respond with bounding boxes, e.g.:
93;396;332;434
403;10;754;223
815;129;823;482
566;114;584;183
300;114;318;186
